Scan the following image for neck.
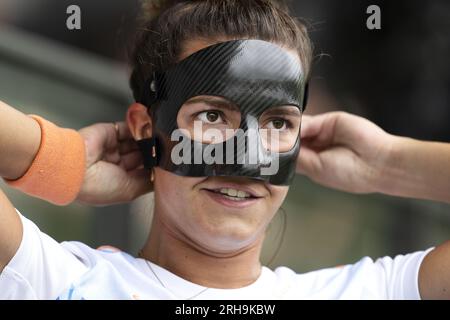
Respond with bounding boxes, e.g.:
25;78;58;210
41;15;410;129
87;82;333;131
140;211;264;289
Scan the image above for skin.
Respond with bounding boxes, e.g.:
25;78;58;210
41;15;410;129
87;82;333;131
130;39;295;288
0;38;449;298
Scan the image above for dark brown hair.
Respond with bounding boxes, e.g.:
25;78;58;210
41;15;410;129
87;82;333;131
129;0;313;103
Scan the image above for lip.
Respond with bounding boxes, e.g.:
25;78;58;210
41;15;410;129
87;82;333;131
200;181;266;209
201;183;265;198
201;189;262;208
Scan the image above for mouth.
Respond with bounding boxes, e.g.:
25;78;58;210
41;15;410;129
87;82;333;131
201;184;264;208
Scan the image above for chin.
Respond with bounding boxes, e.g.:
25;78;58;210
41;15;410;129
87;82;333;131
191;218;264;252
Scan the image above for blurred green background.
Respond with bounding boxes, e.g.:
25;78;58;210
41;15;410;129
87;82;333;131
0;0;449;273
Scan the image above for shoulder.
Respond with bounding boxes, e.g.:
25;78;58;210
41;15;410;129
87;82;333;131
55;242;148;299
60;241;138;269
271;249;433;299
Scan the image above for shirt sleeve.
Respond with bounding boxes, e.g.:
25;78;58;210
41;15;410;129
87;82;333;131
285;247;435;299
373;248;434;300
0;209;88;299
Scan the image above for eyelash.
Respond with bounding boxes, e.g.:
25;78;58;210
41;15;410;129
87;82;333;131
265;117;294;129
193;110;226;122
192;110;294;128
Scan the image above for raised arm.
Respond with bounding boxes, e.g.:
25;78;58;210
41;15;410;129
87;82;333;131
0;100;41;271
298;111;450;204
379;136;450;204
0;99;152;272
297;111;450;299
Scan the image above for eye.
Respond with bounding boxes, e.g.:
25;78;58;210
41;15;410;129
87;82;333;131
266;118;287;130
197;111;224;124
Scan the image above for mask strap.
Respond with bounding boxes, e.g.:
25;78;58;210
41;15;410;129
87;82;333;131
137;138;158;169
302;82;309;111
138;71;161;107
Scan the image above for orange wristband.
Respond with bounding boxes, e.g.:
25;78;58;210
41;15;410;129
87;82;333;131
4;115;86;205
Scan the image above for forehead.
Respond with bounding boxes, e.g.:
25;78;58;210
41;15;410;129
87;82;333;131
152;39;306;119
176;38;304;89
180;38;301;65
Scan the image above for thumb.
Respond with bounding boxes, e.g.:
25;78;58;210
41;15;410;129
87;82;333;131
300;115;314;138
296;144;322;177
300;113;333;140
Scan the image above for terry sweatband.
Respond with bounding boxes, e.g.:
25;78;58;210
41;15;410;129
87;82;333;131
4;115;86;205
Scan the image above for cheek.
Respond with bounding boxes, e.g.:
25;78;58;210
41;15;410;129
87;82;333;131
268;186;289;211
261;186;288;230
153;169;200;220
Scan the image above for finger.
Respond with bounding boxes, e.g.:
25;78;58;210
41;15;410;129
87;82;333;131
115;121;133;141
119;151;143;171
296;146;322;178
300;113;331;139
118;139;140;155
301;113;345;149
301;114;312;122
78;127;104;164
101;123;120;150
103;150;121;164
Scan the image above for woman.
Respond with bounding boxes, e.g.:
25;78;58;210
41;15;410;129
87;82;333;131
0;0;449;299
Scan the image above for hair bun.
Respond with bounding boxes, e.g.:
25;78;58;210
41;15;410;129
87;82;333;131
141;0;291;21
141;0;172;21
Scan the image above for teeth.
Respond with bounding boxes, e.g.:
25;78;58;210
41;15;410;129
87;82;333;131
237;191;247;198
219;188;251;198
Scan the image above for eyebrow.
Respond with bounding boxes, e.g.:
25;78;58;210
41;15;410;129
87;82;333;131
184;96;239;111
184;97;301;116
263;107;302;117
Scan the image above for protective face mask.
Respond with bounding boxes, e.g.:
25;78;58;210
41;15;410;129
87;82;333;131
137;39;308;185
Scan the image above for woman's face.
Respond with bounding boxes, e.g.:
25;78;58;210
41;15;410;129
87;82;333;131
130;39;301;255
154;171;289;254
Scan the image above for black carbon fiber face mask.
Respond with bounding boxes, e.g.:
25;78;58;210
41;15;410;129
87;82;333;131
137;39;308;185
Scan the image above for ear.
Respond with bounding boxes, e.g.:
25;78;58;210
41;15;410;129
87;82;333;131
126;103;152;140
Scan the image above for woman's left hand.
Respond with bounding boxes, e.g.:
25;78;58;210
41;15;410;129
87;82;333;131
296;111;393;194
76;121;152;205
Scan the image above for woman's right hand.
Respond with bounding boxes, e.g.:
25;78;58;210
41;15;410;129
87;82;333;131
76;121;152;206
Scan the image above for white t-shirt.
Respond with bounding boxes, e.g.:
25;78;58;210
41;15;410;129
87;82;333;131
0;210;433;300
